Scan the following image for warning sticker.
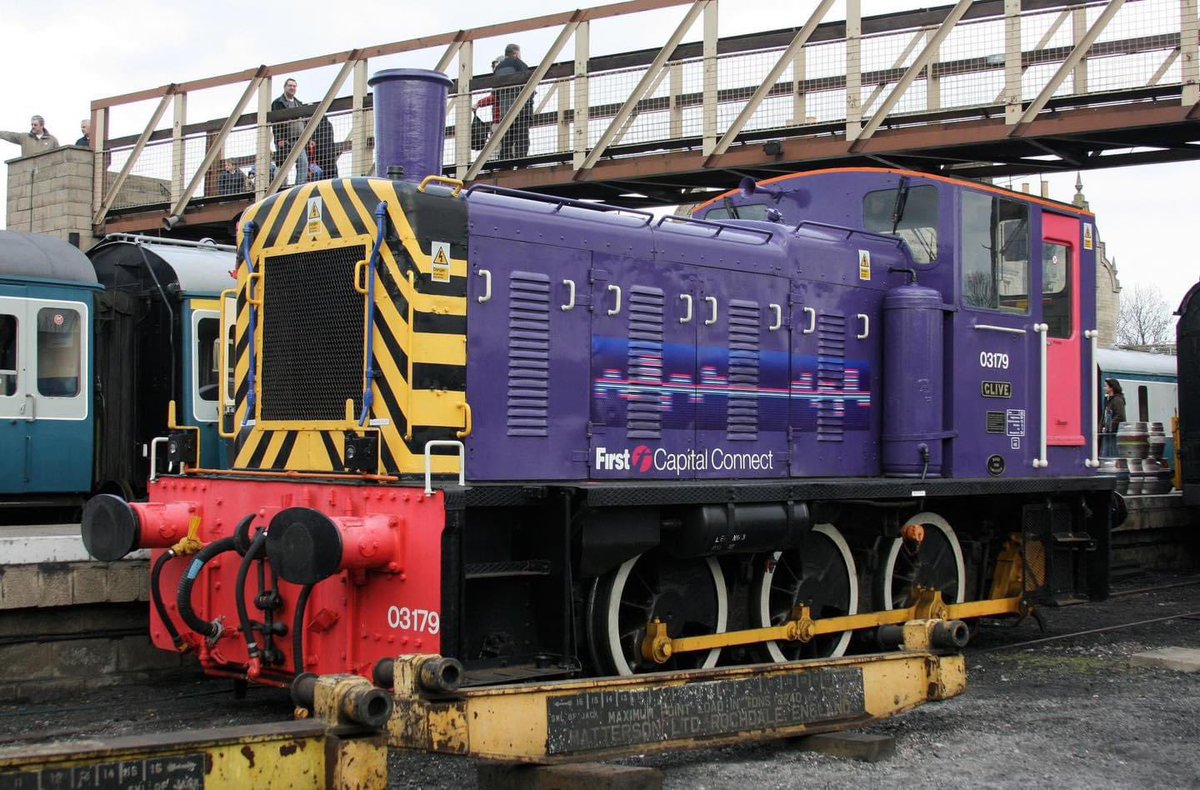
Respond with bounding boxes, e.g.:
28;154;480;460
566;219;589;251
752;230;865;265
858;250;871;281
306;196;323;236
1083;223;1093;251
430;241;451;283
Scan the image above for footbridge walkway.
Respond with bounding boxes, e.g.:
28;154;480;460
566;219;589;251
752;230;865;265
76;0;1200;237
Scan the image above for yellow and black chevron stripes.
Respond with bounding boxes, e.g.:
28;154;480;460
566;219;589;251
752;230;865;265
230;177;468;478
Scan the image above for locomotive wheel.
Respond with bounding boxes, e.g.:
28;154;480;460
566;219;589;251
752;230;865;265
587;551;727;676
878;512;966;610
752;523;858;662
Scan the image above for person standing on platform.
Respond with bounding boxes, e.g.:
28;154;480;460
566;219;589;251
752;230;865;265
271;78;308;185
0;115;59;157
76;119;91;147
1101;378;1126;457
493;44;534;161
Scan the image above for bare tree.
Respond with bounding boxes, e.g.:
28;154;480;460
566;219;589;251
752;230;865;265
1117;284;1174;348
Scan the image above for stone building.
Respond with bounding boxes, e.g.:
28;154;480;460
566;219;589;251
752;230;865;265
1072;174;1121;349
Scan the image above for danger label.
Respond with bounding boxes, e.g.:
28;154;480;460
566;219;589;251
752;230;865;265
858;250;871;281
430;241;451;283
306;196;323;236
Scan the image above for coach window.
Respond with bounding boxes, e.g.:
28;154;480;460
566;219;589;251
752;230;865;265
0;314;16;397
36;307;81;397
863;184;939;263
961;190;1029;314
1042;242;1072;338
196;317;219;402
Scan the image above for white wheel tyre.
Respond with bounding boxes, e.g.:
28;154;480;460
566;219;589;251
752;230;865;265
880;512;966;609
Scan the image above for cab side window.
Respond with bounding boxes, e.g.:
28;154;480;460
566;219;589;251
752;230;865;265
961;191;1029;314
863;184;939;263
0;314;16;397
37;307;81;397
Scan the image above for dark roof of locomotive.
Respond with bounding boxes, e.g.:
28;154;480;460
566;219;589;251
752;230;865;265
0;230;98;285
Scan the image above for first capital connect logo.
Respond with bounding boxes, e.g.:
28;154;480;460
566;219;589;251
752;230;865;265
594;445;774;476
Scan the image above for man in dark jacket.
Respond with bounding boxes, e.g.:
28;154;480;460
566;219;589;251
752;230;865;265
311;116;338;180
492;43;533;160
271;78;308;185
217;159;246;195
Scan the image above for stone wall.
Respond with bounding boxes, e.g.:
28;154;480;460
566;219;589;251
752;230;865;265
5;146;99;251
0;558;194;703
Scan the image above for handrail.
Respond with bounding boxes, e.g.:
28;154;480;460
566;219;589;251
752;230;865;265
149;436;171;482
240;222;260;427
217;287;238;440
424;440;466;495
101;233;238;252
654;214;774;244
1084;329;1099;468
974;323;1027;335
466;184;654;224
1033;322;1050;469
359;203;388;426
792;220;908;252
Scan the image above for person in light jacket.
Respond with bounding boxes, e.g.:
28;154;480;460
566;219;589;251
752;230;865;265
0;115;59;157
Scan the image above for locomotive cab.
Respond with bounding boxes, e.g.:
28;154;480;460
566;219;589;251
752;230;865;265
697;169;1101;478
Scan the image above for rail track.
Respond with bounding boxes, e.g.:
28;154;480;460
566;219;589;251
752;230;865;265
2;574;1195;749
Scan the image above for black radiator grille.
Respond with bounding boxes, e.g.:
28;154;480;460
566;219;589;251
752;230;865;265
260;245;366;421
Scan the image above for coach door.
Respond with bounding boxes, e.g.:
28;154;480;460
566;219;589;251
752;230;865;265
1042;212;1084;446
0;295;30;493
0;295;91;494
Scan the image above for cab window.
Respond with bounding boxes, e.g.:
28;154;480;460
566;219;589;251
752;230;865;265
961;191;1029;314
1042;242;1072;339
0;314;16;397
863;184;939;263
36;307;81;397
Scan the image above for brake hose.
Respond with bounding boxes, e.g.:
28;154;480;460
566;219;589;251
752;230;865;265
176;537;237;640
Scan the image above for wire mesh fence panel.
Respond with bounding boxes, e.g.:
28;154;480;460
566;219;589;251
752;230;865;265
91;0;1193;204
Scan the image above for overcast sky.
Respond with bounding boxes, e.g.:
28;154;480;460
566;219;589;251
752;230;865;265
1;0;1196;312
